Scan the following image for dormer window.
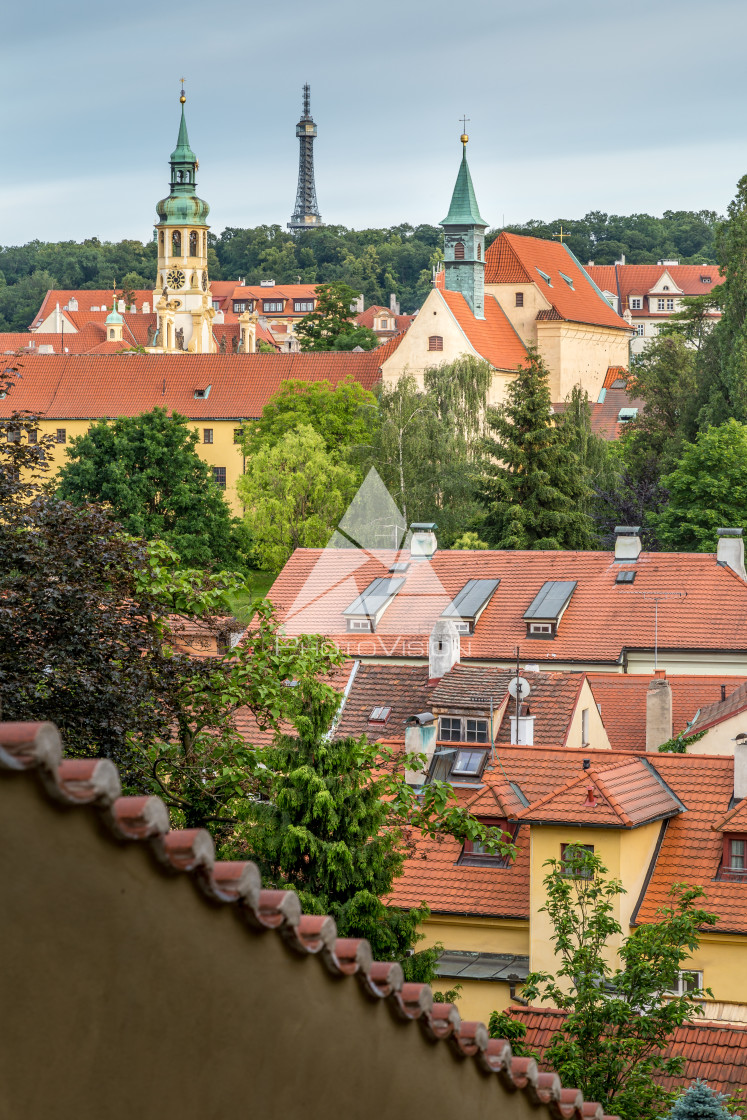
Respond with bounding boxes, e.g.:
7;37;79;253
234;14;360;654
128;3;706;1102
452;747;487;776
559;271;574;290
438;716;489;744
441;578;499;636
701;276;712;284
536;268;552;287
528;622;553;636
630;297;642;309
343;576;404;632
720;835;747;880
459;819;513;866
524;580;576;639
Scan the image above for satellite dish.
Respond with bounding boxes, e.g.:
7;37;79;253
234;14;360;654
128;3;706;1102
508;676;531;701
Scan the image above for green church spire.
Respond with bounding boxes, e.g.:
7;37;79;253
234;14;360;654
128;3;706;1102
440;130;488;319
156;86;210;227
440;143;487;227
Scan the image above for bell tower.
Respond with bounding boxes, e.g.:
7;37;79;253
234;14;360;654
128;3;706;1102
440;125;488;320
150;84;215;353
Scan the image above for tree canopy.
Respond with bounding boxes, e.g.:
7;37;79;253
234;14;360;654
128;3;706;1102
293;281;378;351
56;408;249;570
478;348;597;549
239;377;377;459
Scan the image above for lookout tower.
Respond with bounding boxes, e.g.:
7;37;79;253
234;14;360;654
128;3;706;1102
288;84;323;232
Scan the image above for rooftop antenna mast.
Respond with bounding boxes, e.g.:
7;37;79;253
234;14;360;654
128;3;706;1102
618;590;686;672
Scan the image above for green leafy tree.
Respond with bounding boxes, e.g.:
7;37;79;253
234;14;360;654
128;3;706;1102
238;424;357;570
294;282;370;351
521;845;718;1120
654;419;747;551
331;325;380;351
0;269;58;331
624;335;698;472
692;176;747;429
240;683;516;981
478;349;597;549
239;378;377;459
366;356;491;544
668;1080;738;1120
487;1011;533;1056
452;531;489;549
56;408;248;569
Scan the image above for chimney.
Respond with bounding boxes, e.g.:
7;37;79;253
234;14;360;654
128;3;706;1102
734;742;747;801
717;528;747;581
614;526;642;561
646;677;672;752
429;620;460;681
405;712;437;786
410;522;437;561
389;293;400;315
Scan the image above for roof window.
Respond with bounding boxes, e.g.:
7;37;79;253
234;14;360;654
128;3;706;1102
441;578;499;634
343;576;405;631
536;268;553;287
701;276;712;284
523;580;576;638
388;561;410;573
616;570;636;584
193;385;211;399
559;271;575;290
618;407;638;422
368;706;391;724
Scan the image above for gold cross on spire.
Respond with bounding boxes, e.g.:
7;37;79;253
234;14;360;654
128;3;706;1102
179;77;186;104
460;115;470;145
553;225;571;244
180;77;186;90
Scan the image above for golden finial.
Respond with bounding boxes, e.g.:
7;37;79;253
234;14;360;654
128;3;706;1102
179;77;186;104
460;115;470;145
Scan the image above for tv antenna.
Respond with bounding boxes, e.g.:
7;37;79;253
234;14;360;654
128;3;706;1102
617;590;686;672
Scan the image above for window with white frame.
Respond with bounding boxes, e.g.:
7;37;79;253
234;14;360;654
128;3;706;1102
451;748;487;776
348;619;372;632
635;324;645;336
630;298;642;310
438;716;489;743
668;970;703;996
666;298;675;311
657;298;666;311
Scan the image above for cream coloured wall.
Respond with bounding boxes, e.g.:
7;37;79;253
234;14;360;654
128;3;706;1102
565;679;611;750
22;418;246;516
528;823;661;981
379;289;516;409
626;650;747;676
687;712;746;756
535;321;630;401
485;283;549;347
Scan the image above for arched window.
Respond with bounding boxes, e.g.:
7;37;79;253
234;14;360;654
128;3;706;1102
159;230;164;251
454;241;465;260
109;328;115;339
172;230;181;257
176;170;183;183
477;243;482;261
189;231;198;257
203;232;207;255
428;336;444;352
184;171;191;183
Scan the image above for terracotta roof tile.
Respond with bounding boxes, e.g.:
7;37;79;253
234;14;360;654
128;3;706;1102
335;663;433;740
691;681;747;733
0;719;616;1120
712;798;747;833
0;351;390;420
508;1007;747;1096
270;547;747;666
485;234;631;332
586;674;747;752
438;290;528;371
585;264;725;316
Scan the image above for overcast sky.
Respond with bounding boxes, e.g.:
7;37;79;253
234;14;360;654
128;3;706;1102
2;0;745;244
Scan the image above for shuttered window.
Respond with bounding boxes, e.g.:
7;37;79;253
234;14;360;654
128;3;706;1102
428;336;443;352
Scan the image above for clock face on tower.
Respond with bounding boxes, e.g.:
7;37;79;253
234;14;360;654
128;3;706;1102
167;269;186;290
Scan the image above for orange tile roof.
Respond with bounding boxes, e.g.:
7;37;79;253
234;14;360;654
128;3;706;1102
336;663;433;740
0;351;392;421
355;305;414;333
517;759;682;828
602;366;628;390
586;264;724;317
0;720;617;1120
691;681;747;733
392;745;747;934
270;547;747;666
507;1007;747;1097
439;290;528;371
485;234;631;332
586;674;747;752
33;289;154;325
713;798;747;833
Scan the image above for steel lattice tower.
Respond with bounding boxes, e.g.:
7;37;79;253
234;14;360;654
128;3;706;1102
288;84;323;232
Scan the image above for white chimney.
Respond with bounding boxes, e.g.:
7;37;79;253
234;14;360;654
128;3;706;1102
429;619;459;681
143;302;150;314
117;299;126;313
389;293;400;315
410;522;437;561
735;741;747;801
404;713;437;786
717;528;747;581
614;526;642;561
68;297;78;312
646;677;673;753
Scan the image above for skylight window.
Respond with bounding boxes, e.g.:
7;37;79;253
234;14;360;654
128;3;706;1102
369;706;391;724
536;268;553;287
523;580;577;638
441;578;499;634
559;271;575;290
618;407;638;422
193;385;212;399
616;571;636;584
343;576;405;632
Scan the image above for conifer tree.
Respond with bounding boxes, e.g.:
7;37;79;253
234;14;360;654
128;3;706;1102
668;1080;737;1120
478;348;597;550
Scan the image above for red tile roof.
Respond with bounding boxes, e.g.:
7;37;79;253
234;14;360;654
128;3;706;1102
0;720;617;1120
439;290;528;371
690;681;747;733
392;745;747;934
33;289;154;325
517;759;681;827
270;547;747;666
0;350;393;420
336;663;433;740
485;234;631;332
507;1007;747;1097
586;675;747;752
585;264;724;317
355;305;414;334
713;798;747;833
